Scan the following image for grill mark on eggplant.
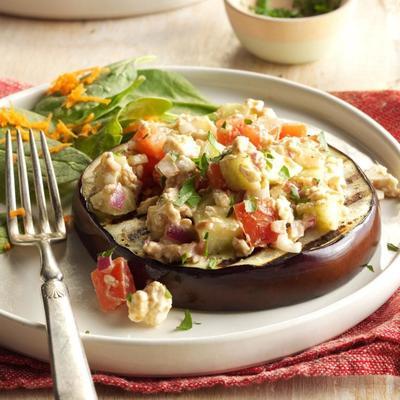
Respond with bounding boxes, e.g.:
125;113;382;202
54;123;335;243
128;226;150;242
345;173;360;184
344;190;369;206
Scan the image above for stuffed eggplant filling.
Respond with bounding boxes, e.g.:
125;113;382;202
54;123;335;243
82;99;353;269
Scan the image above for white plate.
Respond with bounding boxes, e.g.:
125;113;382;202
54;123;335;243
0;67;399;377
0;0;204;20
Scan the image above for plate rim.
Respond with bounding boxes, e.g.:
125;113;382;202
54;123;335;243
0;66;399;347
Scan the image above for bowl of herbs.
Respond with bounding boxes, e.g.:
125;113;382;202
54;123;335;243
224;0;355;64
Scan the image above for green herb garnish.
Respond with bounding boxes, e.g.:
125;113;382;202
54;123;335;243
279;165;291;179
204;232;209;257
244;118;252;125
169;151;179;161
194;153;209;177
181;253;189;264
126;293;132;303
165;288;173;299
362;264;375;272
207;257;219;269
175;177;201;208
387;243;399;252
176;310;193;331
207;131;219;149
244;196;258;213
221;121;227;129
253;0;340;19
226;194;236;217
98;247;116;258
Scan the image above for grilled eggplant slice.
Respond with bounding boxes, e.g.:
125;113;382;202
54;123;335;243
73;145;380;311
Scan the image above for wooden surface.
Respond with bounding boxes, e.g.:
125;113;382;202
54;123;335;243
0;0;399;398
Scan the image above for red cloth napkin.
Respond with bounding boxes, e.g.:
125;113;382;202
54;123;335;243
0;79;399;394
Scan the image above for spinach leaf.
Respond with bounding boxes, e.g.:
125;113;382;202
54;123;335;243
0;110;91;203
33;58;143;124
119;97;173;122
134;69;218;115
74;111;123;159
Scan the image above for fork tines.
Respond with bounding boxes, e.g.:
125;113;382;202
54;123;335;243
5;129;66;243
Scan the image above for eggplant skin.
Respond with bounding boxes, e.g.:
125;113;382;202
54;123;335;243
73;184;380;312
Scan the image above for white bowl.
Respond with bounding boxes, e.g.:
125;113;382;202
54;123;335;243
224;0;356;64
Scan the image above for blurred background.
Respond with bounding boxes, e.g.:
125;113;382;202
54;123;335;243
0;0;398;91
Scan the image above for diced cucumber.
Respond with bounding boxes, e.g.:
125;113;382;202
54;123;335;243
197;216;242;255
220;154;261;191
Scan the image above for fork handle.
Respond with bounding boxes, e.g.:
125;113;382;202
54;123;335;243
41;279;97;400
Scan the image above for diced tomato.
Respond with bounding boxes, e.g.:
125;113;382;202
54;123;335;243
91;257;135;312
207;163;226;189
279;123;307;139
140;156;158;188
132;124;166;161
241;124;262;148
234;200;278;247
216;119;262;148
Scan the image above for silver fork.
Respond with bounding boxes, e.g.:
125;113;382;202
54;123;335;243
5;129;98;400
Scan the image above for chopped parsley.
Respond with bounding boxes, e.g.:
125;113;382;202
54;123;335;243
289;185;308;204
362;264;375;273
387;243;399;252
169;151;179;161
181;253;190;264
244;118;252;125
126;293;132;303
226;194;236;217
265;159;273;170
98;247;115;258
253;0;340;18
264;152;274;159
279;165;291;179
165;288;172;299
175;177;201;208
176;310;194;331
207;257;219;269
207;131;219;149
203;232;209;257
194;153;209;176
244;196;258;213
84;330;90;334
221;121;227;129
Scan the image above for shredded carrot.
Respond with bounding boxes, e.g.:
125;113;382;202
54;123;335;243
47;67;107;96
64;84;111;109
48;143;71;154
9;208;26;218
79;121;101;137
0;108;51;133
54;120;77;141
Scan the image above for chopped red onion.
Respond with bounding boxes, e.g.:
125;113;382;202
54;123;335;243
110;184;126;210
97;255;112;270
166;225;196;243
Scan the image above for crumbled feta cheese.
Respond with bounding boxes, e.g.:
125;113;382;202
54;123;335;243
365;164;400;198
276;196;294;222
274;233;302;253
127;282;172;327
163;133;201;158
177;115;216;140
